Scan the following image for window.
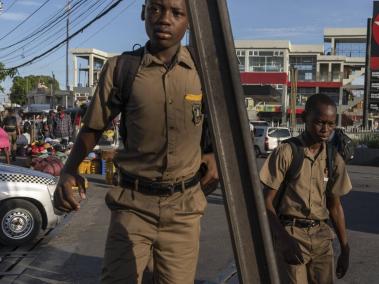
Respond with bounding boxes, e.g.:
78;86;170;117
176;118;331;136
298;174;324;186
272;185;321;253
248;50;284;72
267;128;291;138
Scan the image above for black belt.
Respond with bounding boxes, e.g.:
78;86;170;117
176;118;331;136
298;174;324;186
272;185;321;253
119;172;200;196
280;215;322;228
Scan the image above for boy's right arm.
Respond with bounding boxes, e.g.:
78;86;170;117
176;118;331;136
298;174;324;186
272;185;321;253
264;187;304;265
264;186;304;265
53;126;103;212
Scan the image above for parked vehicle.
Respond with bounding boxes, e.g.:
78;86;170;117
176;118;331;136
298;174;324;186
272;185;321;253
0;163;61;245
251;125;292;157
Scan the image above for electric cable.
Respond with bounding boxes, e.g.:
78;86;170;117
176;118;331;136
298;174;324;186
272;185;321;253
29;0;137;71
0;0;19;14
0;0;88;51
1;0;109;63
2;0;124;70
0;0;51;42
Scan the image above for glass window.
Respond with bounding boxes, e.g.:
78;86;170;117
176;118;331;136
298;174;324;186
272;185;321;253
267;128;291;138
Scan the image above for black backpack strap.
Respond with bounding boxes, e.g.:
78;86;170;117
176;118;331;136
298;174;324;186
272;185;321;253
109;47;144;139
326;143;337;193
274;137;304;213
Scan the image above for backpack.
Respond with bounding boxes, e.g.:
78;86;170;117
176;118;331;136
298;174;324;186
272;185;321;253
273;131;354;212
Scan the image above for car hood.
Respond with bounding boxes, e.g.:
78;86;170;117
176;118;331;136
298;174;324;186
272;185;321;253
0;163;57;185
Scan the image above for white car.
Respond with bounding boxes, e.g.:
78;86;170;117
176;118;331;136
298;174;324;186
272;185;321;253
251;124;292;157
0;163;61;246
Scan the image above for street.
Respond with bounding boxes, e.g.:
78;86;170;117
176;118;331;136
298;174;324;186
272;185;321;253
0;160;378;283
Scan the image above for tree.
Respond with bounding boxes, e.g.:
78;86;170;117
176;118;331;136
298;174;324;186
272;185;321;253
0;62;16;94
9;75;60;106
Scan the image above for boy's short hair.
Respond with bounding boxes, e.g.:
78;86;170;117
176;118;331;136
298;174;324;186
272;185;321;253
304;93;336;114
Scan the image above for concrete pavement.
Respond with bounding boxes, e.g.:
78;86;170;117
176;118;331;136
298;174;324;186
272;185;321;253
1;162;378;283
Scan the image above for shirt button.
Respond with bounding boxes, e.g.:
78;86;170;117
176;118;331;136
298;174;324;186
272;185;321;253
168;99;173;104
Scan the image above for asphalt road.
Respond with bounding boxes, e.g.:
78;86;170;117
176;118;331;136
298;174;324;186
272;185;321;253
1;159;378;283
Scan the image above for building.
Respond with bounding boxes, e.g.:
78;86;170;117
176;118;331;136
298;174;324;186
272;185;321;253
69;28;367;126
26;82;72;110
71;48;118;106
236;27;366;126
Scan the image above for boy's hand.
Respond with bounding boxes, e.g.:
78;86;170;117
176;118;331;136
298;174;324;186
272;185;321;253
336;244;350;279
279;233;304;265
53;172;87;212
200;153;219;187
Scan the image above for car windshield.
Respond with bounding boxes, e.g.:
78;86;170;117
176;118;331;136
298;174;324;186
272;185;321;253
268;128;291;138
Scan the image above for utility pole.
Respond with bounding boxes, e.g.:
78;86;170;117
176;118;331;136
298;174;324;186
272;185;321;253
290;67;298;129
363;18;372;129
66;0;71;92
186;1;280;283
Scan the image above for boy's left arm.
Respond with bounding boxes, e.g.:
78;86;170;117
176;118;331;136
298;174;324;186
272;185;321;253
327;195;350;279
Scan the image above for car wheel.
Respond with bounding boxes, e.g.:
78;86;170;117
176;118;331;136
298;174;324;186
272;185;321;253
0;199;42;246
254;146;261;157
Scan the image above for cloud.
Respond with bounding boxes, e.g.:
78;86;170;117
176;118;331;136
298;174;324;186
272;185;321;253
17;0;42;6
242;26;321;39
0;12;28;21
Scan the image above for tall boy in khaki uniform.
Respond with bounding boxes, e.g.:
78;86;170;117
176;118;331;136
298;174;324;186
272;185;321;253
260;94;351;283
53;0;219;283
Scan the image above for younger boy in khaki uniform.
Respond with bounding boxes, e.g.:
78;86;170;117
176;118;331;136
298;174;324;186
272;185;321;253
260;94;351;284
53;0;219;283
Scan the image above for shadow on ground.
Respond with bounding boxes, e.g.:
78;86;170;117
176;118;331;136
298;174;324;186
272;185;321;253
343;191;379;234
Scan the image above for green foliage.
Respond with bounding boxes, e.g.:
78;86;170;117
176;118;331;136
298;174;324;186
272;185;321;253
352;133;379;149
9;75;60;106
0;62;16;93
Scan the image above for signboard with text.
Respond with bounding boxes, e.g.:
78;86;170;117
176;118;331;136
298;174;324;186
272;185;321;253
370;2;379;111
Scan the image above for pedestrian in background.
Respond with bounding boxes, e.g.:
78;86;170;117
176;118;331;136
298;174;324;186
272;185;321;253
1;108;20;161
261;94;351;283
0;126;10;164
53;0;218;283
53;106;72;143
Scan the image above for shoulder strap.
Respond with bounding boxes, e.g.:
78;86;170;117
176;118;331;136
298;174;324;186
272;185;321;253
274;137;304;213
326;142;337;192
113;47;144;104
110;47;144;139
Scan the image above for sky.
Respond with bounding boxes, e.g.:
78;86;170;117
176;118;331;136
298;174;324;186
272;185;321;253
0;0;374;101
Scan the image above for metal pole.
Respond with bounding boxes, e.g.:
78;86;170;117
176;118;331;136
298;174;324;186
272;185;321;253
186;1;280;283
66;0;71;91
363;18;372;129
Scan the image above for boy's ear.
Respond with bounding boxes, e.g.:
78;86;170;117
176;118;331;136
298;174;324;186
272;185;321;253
141;4;146;21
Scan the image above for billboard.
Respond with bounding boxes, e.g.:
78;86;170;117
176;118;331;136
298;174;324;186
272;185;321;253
369;2;379;111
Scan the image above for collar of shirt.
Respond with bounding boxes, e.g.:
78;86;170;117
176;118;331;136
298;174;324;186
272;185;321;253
298;133;327;162
140;42;195;70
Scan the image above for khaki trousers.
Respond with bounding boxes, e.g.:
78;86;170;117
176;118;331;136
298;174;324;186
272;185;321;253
278;222;335;284
101;184;207;284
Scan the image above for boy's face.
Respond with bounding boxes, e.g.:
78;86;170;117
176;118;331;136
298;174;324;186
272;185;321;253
142;0;188;49
305;103;337;143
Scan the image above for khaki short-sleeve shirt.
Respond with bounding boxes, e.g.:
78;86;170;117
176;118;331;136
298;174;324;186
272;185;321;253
260;134;352;220
83;45;203;182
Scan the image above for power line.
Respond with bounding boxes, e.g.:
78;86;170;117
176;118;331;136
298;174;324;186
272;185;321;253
0;0;51;42
0;0;87;51
1;0;19;14
1;0;108;63
27;0;137;71
2;0;124;71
